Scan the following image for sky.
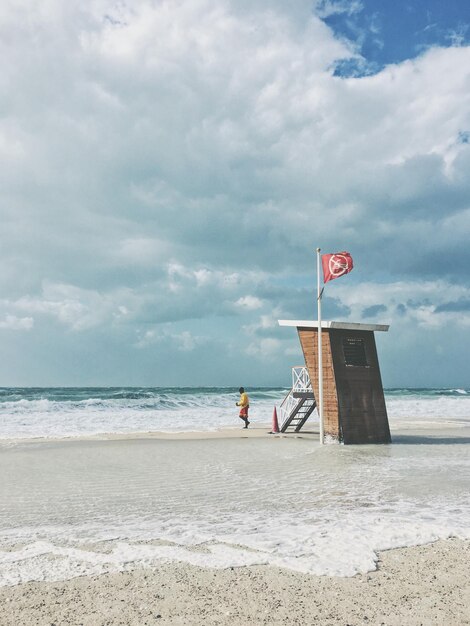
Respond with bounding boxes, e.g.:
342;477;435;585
1;0;470;388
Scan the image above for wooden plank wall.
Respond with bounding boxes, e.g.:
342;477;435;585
297;328;391;444
297;328;341;440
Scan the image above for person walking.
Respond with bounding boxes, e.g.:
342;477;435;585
236;387;250;428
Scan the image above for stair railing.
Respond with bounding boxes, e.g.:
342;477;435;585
292;365;312;392
279;366;313;426
279;389;297;425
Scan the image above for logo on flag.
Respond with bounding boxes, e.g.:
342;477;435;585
322;252;353;283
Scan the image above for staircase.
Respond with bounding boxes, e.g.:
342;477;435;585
279;366;317;433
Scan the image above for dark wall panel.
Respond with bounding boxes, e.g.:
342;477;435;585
329;330;391;444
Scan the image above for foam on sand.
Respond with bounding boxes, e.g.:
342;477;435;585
0;426;469;585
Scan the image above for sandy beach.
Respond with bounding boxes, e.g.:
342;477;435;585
1;423;469;625
2;0;470;620
0;539;469;625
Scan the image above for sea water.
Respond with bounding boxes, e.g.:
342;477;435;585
0;387;469;585
0;387;469;439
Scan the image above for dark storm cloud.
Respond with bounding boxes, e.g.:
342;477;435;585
363;304;387;318
435;299;470;313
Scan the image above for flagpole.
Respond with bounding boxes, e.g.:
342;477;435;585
316;247;324;445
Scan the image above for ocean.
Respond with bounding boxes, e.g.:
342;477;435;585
0;387;469;585
0;386;469;439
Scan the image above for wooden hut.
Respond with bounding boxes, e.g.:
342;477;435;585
278;320;391;444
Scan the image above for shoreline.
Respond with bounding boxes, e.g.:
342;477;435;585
1;539;469;625
0;423;316;444
1;418;468;445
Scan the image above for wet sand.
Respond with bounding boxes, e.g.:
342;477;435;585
4;418;466;445
1;423;469;625
2;423;281;444
0;539;469;625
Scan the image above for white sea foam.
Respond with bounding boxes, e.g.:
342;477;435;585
0;391;283;439
0;387;469;439
0;433;469;583
386;395;470;424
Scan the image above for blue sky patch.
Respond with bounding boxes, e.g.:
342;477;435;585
318;0;470;76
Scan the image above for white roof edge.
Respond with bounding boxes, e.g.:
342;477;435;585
278;320;389;332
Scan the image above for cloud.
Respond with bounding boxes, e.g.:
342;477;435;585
11;283;126;331
0;0;469;384
3;3;470;281
0;315;34;331
234;296;264;310
136;328;203;351
326;279;470;329
435;299;470;313
446;23;469;47
246;337;283;359
362;304;387;318
315;0;363;19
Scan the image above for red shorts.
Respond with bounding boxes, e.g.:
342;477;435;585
239;406;249;418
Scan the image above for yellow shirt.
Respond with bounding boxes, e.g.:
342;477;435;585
237;392;249;408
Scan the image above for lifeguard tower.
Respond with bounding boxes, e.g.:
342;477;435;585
278;320;391;445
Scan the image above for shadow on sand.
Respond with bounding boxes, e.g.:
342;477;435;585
392;434;470;445
276;431;470;445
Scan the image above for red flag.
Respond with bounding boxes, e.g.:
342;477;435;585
322;252;353;283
